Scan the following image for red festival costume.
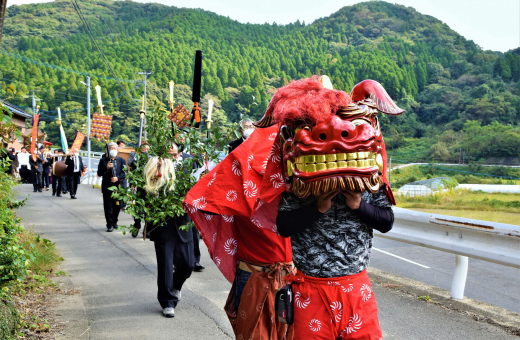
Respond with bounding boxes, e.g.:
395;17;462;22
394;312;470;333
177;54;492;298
185;76;402;339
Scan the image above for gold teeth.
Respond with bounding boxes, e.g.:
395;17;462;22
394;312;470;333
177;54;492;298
291;174;383;198
294;152;379;173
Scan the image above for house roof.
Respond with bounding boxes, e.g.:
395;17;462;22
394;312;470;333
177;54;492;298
1;100;33;119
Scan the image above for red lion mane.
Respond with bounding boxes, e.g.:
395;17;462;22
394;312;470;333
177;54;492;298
270;76;351;127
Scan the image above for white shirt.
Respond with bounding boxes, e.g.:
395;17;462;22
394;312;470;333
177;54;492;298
16;152;31;171
73;156;80;172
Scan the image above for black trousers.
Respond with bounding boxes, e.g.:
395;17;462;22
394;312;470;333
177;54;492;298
62;177;68;192
52;175;62;195
31;171;42;191
42;171;50;188
67;173;80;197
102;190;121;229
154;235;194;308
192;226;201;263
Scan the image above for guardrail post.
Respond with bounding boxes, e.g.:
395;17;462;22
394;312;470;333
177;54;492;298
450;255;468;299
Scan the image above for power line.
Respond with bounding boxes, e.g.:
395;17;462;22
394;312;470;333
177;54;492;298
69;0;138;104
0;50;138;83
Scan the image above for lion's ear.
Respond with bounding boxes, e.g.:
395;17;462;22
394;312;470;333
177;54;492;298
350;80;404;115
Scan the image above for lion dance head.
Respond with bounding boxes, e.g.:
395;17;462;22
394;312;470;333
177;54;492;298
255;76;404;198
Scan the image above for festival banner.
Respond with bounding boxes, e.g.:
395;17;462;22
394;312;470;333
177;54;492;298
90;113;113;141
30;114;40;161
57;107;69;153
169;104;191;128
71;131;85;151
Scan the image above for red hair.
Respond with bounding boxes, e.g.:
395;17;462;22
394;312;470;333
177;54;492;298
269;76;351;127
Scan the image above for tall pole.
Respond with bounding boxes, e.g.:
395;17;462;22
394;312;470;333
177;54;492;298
137;71;152;141
86;76;92;184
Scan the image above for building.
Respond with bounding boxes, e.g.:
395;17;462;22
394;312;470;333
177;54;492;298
1;100;44;151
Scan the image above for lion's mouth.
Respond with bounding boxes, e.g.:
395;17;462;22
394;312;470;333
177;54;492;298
287;151;383;176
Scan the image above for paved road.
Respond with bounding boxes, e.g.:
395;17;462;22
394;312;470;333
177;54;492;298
16;185;519;340
371;237;520;314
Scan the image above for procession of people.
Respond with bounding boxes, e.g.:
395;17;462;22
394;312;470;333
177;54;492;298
1;75;403;339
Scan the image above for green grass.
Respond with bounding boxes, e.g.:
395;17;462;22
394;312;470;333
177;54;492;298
2;229;64;337
396;190;520;225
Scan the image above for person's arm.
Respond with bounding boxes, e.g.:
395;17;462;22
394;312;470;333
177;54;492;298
343;190;394;233
97;159;106;177
276;204;324;237
353;200;394;233
117;159;126;182
276;192;334;238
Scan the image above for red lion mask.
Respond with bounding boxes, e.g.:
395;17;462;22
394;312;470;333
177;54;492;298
255;76;404;198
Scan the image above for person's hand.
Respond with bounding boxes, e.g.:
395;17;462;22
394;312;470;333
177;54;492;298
111;177;118;183
342;190;362;210
316;190;340;213
107;162;113;169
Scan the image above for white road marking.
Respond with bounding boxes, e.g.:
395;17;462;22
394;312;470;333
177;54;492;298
373;247;431;269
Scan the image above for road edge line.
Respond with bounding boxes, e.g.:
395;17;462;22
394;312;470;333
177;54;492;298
368;267;520;336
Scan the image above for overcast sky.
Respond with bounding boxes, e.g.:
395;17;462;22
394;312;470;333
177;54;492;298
7;0;520;52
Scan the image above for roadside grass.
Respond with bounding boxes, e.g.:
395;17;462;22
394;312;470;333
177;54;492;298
5;229;65;338
396;190;520;225
409;209;520;226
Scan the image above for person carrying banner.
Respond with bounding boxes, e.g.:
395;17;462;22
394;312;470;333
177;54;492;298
97;142;126;231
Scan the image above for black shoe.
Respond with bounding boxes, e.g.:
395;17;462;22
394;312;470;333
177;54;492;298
52;192;56;196
194;262;205;272
131;229;139;238
71;196;77;199
63;191;68;194
33;189;37;192
38;189;42;192
57;194;62;197
107;226;114;232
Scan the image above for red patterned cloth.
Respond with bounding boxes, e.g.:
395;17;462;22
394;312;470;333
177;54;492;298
285;270;382;340
184;125;289;283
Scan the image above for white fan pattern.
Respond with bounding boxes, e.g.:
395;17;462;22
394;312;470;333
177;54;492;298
330;301;343;323
309;319;322;332
360;284;372;302
232;160;242;176
243;180;258;198
226;190;237;202
192;197;207;210
295;292;310;309
224;238;238;255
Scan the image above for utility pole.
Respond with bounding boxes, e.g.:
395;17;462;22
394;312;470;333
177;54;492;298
86;77;91;184
29;89;41;115
136;71;152;141
80;78;92;184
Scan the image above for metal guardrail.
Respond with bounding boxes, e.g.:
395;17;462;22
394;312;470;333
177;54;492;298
376;207;520;299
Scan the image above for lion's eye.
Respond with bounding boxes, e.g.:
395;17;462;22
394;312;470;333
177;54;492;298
351;119;370;126
295;125;311;133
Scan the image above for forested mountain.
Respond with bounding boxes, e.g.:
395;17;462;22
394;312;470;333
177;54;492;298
1;0;520;161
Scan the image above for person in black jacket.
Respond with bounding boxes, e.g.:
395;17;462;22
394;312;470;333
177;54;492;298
1;142;16;175
40;146;51;191
227;118;255;154
29;149;44;192
64;148;84;199
51;149;65;197
145;144;195;318
97;142;126;232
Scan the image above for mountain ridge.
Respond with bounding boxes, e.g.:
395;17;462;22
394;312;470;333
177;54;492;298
1;0;519;162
